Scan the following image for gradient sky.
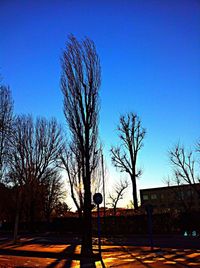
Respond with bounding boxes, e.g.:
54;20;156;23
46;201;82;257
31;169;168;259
1;0;200;207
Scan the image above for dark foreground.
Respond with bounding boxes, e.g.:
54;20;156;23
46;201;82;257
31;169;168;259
0;233;199;267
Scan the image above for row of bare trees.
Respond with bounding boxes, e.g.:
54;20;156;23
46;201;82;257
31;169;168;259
0;84;68;240
1;35;147;255
5;34;199;257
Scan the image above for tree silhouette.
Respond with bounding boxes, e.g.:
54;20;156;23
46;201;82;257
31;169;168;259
61;35;101;256
42;169;65;222
108;179;128;217
7;115;63;239
169;144;200;198
54;201;71;217
60;142;102;220
0;84;13;182
111;113;146;209
196;141;200;153
60;144;84;219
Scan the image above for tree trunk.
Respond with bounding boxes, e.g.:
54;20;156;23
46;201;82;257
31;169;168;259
13;189;21;243
131;175;138;210
29;194;35;232
78;208;83;220
13;209;19;243
113;206;117;227
81;181;92;256
81;129;93;257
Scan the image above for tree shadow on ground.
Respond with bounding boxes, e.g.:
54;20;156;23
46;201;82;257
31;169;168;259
0;239;105;267
106;234;200;249
99;242;200;268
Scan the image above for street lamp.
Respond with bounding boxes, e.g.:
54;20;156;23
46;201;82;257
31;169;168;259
93;193;103;255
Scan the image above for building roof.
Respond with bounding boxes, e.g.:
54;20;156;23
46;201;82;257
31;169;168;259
140;183;200;192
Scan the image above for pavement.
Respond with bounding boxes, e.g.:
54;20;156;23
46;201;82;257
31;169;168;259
0;234;199;267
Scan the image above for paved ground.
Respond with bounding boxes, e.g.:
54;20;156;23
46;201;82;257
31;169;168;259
0;234;199;267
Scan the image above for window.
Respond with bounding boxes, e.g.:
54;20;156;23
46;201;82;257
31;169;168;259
187;190;193;197
177;191;185;200
143;194;149;200
151;194;157;200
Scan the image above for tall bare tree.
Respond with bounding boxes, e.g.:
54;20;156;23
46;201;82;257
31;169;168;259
0;85;13;182
7;115;63;238
111;113;146;210
169;144;200;198
61;35;101;256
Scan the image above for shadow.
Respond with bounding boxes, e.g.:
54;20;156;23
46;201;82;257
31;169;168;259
80;254;100;268
155;248;200;268
106;234;200;249
96;236;200;268
0;235;106;268
120;245;156;268
47;244;77;268
101;259;106;268
0;244;78;259
14;233;81;247
1;236;199;267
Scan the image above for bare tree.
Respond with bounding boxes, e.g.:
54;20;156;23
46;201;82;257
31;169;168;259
163;174;194;213
111;113;146;210
108;180;128;217
196;141;200;153
42;169;65;222
61;35;101;256
0;85;13;182
169;144;200;198
60;144;84;219
54;201;71;217
8;115;63;184
7;115;63;239
60;142;103;219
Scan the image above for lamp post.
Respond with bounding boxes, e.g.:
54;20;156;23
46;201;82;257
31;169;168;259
93;193;103;255
101;153;106;221
145;204;154;250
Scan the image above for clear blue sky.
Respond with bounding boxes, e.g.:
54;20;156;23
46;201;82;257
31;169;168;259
1;0;200;206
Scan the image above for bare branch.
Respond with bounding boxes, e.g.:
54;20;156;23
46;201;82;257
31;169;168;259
169;144;200;198
108;179;129;216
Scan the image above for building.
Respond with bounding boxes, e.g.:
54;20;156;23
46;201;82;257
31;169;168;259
140;183;200;213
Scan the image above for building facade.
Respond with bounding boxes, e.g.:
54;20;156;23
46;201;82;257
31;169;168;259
140;183;200;213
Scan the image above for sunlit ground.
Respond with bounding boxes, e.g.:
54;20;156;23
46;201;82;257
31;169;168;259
0;240;200;267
